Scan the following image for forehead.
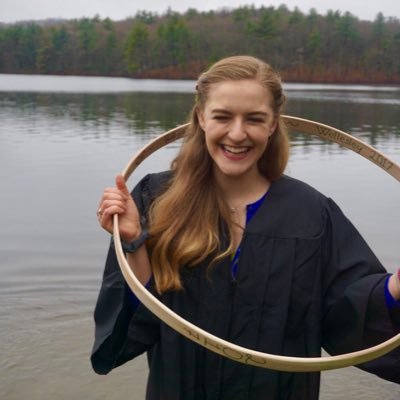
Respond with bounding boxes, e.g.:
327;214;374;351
204;79;273;112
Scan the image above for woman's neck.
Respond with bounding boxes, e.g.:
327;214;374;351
214;169;270;249
214;168;270;210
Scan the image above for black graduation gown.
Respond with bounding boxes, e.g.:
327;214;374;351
91;172;400;400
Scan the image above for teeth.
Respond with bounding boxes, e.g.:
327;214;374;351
223;145;249;154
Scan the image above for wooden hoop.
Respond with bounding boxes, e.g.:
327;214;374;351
113;116;400;372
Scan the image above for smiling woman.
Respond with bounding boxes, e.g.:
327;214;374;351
198;80;277;185
92;55;400;400
196;77;284;250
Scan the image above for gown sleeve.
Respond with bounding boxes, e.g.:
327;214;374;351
91;173;167;375
321;198;400;383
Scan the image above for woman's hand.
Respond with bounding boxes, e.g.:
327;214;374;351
388;271;400;301
97;174;142;242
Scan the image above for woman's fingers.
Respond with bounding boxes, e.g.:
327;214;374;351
97;193;125;220
96;175;140;240
101;187;129;202
115;174;130;196
98;178;131;214
101;199;127;213
98;197;127;229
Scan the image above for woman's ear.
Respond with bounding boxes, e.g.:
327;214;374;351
269;119;278;137
197;109;205;131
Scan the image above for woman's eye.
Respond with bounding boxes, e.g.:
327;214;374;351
213;115;229;121
248;117;265;123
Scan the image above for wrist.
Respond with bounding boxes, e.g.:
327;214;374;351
121;215;147;243
121;225;142;243
120;228;149;253
111;216;150;253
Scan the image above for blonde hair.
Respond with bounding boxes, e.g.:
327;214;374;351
148;55;289;293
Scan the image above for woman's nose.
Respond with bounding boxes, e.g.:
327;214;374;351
228;118;247;141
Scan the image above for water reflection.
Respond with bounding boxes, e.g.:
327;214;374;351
288;88;400;105
0;92;193;138
1;89;399;148
287;98;400;148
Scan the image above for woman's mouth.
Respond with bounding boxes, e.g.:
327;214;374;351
221;145;250;155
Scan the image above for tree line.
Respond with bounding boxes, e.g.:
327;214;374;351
1;5;400;83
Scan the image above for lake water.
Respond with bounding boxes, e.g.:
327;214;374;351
0;74;399;399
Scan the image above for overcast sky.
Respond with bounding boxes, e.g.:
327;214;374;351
0;0;399;23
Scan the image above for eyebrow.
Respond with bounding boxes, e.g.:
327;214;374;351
247;111;269;117
211;109;269;117
211;109;231;114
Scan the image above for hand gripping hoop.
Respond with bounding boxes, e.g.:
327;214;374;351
113;116;400;372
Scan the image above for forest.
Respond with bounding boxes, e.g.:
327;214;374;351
0;5;400;83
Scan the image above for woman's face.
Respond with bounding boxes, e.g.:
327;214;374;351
197;79;277;182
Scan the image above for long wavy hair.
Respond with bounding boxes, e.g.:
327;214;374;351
147;55;289;293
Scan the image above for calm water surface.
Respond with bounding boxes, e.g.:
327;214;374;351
0;75;399;399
